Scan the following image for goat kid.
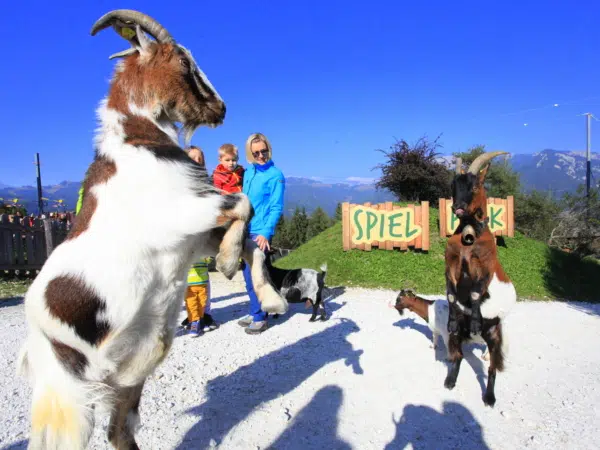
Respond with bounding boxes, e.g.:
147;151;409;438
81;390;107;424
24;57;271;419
265;252;329;321
391;289;489;361
17;10;286;450
444;151;517;407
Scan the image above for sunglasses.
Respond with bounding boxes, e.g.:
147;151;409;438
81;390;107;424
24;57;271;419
252;149;269;158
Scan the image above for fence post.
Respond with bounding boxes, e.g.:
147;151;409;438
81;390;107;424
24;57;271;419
43;218;54;259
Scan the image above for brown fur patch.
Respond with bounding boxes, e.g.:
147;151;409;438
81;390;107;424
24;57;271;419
67;155;116;241
123;115;174;148
51;340;88;378
46;275;110;345
106;43;225;127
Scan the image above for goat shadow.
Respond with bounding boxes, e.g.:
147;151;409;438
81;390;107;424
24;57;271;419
175;318;363;450
267;385;351;450
385;401;490;450
2;439;28;449
392;317;488;394
0;296;24;308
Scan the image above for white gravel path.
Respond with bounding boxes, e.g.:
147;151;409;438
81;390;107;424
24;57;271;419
1;272;599;450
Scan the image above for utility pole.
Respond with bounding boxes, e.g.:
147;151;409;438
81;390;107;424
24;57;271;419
585;113;592;199
35;153;44;216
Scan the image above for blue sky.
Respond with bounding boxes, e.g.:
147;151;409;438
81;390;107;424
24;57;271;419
2;0;600;186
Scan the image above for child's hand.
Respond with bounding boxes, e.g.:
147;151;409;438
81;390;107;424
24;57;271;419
187;147;205;166
254;235;270;252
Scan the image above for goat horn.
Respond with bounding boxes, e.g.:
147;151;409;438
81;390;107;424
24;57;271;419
467;151;508;175
455;157;463;175
90;9;175;44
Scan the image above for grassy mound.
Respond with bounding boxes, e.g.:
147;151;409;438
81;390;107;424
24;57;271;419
275;209;600;302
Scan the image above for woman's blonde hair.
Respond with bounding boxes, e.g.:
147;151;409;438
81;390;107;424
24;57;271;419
245;132;272;163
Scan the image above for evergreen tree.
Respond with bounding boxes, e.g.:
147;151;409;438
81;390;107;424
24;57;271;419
272;215;293;249
307;207;331;240
334;202;343;223
288;206;309;248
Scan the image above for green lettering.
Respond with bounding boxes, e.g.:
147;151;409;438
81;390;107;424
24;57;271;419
405;211;418;238
379;213;385;238
366;211;378;240
353;209;364;240
388;212;404;238
490;207;503;229
450;211;459;231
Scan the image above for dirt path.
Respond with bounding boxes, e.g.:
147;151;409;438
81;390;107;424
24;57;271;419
1;272;599;449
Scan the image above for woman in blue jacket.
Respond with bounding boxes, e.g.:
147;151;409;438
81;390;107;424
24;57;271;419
238;132;285;334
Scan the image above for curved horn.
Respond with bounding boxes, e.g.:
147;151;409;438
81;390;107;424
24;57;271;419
455;157;463;175
90;9;175;44
467;151;508;175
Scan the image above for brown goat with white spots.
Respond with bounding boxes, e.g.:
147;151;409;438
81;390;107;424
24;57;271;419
17;10;287;450
444;151;516;407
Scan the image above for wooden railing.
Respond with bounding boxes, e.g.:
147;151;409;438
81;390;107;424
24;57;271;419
0;214;70;272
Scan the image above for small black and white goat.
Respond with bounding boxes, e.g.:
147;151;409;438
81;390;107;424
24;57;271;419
265;252;329;321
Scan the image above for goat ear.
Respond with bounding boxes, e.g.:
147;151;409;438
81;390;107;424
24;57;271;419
134;25;153;54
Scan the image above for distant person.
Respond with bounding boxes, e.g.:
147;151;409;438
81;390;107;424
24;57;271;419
182;145;219;336
237;132;285;335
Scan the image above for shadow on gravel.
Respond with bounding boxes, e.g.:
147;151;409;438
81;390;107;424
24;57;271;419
268;385;351;450
2;439;28;449
385;401;490;449
177;318;363;449
0;296;24;308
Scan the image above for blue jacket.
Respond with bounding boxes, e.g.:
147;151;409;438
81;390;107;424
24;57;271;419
242;160;285;241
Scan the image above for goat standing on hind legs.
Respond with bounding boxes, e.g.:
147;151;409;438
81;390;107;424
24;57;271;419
444;151;517;407
17;10;286;450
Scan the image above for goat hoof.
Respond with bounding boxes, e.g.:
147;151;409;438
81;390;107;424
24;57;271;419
483;392;496;407
448;319;459;334
444;377;456;390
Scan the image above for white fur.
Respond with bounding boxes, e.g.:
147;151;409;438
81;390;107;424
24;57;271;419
480;273;517;320
18;93;284;448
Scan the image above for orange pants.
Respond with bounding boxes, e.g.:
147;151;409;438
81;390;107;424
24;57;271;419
185;283;210;323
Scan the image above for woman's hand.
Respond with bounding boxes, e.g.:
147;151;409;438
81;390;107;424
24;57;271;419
254;235;270;252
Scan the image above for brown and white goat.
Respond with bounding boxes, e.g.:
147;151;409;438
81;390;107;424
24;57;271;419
444;151;517;407
17;10;286;450
391;289;489;361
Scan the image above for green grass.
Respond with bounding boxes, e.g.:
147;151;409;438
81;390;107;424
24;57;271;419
275;209;600;302
0;278;31;301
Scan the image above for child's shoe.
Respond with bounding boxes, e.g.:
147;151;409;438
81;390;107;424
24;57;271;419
201;314;220;332
188;320;201;337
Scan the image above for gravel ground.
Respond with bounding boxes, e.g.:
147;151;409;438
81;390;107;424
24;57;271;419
1;272;599;450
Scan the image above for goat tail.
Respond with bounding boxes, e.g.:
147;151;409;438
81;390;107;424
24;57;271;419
22;336;99;450
319;262;328;280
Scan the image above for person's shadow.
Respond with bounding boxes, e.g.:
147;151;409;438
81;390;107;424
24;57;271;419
385;401;490;449
176;318;363;449
267;385;351;450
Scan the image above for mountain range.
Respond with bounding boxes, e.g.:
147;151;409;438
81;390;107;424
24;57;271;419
2;149;599;217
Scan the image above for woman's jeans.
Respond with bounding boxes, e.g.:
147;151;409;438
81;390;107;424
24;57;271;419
242;234;268;322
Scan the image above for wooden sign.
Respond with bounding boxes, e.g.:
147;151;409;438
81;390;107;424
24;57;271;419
438;196;515;238
342;202;430;251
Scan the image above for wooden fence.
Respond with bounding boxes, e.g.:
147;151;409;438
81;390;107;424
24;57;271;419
439;196;515;237
0;214;70;272
342;201;430;251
